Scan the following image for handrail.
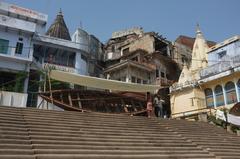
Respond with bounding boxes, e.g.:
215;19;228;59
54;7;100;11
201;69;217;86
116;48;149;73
171;107;217;118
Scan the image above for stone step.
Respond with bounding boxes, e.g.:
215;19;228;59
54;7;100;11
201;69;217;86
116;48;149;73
0;139;31;144
30;139;195;147
34;149;210;155
24;124;173;133
35;154;216;159
29;135;188;143
0;155;35;159
29;132;181;139
28;127;175;136
32;144;203;151
22;116;157;126
0;149;34;155
0;134;30;140
0;144;32;149
29;128;180;138
24;119;164;129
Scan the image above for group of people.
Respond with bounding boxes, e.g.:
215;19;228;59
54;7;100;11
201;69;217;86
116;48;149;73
146;92;165;118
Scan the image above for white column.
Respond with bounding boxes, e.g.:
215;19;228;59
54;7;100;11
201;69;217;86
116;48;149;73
23;75;29;93
212;87;217;108
234;80;240;102
222;83;227;105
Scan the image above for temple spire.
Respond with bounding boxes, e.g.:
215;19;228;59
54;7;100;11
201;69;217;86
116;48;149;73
46;9;71;40
190;24;209;73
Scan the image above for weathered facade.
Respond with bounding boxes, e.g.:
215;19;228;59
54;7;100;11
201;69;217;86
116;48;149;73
173;35;216;70
104;28;179;116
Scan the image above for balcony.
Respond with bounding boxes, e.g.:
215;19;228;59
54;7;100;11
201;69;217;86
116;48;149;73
155;77;174;87
170;80;198;92
200;55;240;79
0;46;32;62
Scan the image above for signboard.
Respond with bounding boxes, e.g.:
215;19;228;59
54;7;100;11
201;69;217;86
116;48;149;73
0;2;47;22
0;14;36;32
44;63;75;73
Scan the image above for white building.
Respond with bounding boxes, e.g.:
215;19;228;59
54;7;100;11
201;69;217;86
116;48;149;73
72;28;104;77
0;1;47;107
0;2;104;108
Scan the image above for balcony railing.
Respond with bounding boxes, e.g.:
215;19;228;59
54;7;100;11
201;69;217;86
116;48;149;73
200;55;240;79
0;46;32;60
44;63;75;73
170;80;198;92
155;77;174;87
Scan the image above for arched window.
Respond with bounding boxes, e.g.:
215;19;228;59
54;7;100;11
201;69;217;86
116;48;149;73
204;88;214;107
215;85;224;106
225;81;237;104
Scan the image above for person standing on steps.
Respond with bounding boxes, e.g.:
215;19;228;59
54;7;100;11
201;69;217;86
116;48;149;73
146;92;153;118
154;95;163;118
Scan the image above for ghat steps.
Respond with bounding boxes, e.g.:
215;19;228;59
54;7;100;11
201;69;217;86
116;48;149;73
0;106;239;159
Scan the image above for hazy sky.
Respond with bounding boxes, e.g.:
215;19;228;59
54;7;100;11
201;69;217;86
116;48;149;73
3;0;240;43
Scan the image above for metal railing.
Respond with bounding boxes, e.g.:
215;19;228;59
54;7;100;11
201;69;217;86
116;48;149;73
200;55;240;78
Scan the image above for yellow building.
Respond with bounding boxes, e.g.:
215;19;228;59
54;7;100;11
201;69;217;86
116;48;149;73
170;25;209;118
199;36;240;110
170;26;240;118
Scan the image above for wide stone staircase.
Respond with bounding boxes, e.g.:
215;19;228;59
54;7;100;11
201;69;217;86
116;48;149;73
0;106;239;159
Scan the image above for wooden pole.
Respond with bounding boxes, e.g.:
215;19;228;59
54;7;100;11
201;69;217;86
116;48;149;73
48;68;53;104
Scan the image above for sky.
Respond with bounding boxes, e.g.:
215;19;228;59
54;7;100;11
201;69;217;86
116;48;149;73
2;0;240;43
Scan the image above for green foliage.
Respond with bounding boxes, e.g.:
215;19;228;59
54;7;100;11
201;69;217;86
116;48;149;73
208;114;226;128
14;71;28;92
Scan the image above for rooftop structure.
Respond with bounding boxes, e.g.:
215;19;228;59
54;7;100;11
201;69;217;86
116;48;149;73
46;9;71;40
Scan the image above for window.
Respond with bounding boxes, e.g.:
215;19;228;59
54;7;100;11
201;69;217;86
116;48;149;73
122;48;129;55
131;76;136;83
81;54;87;62
15;42;23;54
143;80;147;84
161;72;165;78
215;85;224;106
204;88;214;107
137;78;141;84
121;77;126;82
131;56;138;62
111;45;115;52
181;54;186;63
156;69;159;78
225;81;237;104
0;39;9;54
218;51;226;59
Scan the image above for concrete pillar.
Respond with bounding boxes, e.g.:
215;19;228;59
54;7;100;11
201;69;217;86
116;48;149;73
234;80;240;102
221;83;227;106
237;130;240;136
212;87;217;108
23;74;29;93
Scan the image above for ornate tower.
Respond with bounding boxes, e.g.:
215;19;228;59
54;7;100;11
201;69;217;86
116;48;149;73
46;9;71;40
190;24;209;72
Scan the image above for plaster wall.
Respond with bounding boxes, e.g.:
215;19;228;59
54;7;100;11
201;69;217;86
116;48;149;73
0;91;28;107
208;40;240;66
0;28;33;59
129;34;154;53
